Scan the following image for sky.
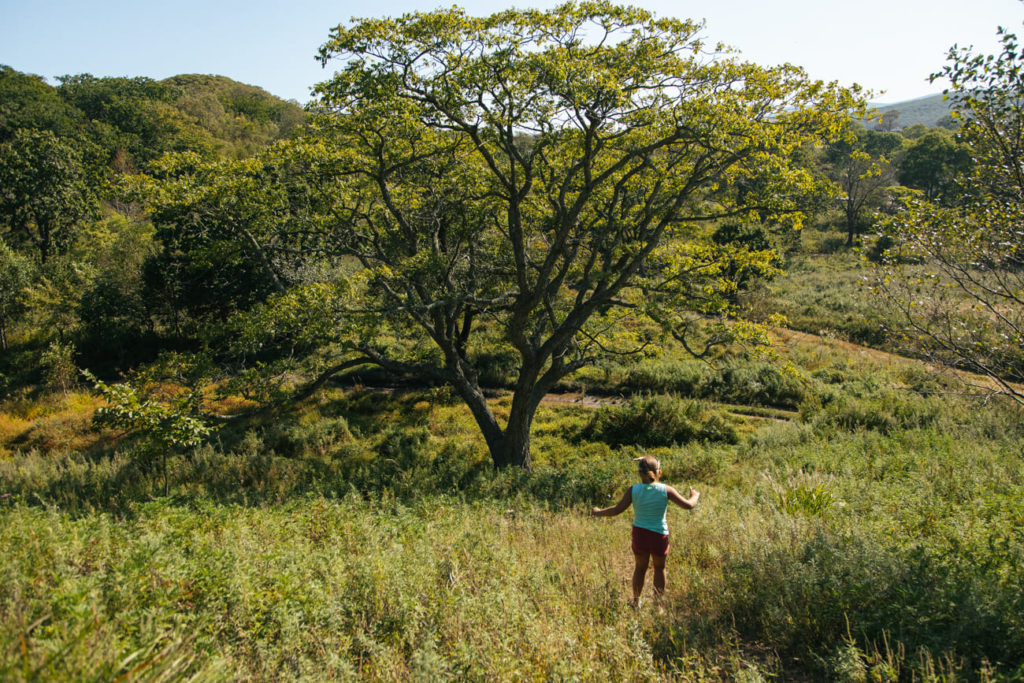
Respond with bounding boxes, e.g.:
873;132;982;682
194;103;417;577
3;0;1024;106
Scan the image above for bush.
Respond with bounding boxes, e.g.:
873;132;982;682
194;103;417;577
819;235;852;253
702;361;806;409
40;341;78;395
716;527;1024;677
801;389;942;435
622;359;706;396
583;394;738;448
470;348;519;388
624;358;806;410
269;416;353;458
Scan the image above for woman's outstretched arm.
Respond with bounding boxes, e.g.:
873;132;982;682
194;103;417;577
667;485;700;510
591;487;633;517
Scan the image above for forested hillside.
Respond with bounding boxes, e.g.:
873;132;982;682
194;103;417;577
1;5;1022;680
0;65;306;376
0;66;305;164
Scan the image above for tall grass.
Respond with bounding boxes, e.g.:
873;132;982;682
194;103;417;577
2;342;1024;679
4;419;1021;680
0;496;738;680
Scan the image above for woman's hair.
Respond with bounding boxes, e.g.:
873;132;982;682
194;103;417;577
634;455;661;480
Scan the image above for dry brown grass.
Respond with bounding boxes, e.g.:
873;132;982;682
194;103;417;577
0;392;109;456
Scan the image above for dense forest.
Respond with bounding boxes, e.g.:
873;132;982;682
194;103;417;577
1;4;1022;680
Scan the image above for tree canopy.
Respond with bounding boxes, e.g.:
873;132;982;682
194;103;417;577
824;125;904;246
897;130;972;202
0;66;82;142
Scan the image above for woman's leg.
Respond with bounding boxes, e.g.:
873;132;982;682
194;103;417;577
632;552;650;603
651;554;667;596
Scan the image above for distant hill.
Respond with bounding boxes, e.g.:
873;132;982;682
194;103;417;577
863;94;953;129
1;66;307;168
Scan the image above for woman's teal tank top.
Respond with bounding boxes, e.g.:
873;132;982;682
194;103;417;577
632;482;669;535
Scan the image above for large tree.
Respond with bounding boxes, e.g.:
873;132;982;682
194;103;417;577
136;151;307;336
307;2;860;468
873;26;1024;403
148;2;858;469
825;125;904;246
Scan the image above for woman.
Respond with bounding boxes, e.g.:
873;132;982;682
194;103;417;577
591;455;700;606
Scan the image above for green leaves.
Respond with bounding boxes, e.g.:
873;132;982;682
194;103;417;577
0;238;32;350
870;25;1024;403
135;142;326;329
0;129;98;263
86;368;217;495
87;370;215;454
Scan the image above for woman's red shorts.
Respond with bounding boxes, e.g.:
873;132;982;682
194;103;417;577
631;525;670;556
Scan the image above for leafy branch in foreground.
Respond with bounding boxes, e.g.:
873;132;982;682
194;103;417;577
872;26;1024;404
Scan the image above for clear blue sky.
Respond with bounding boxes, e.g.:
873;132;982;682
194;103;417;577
3;0;1023;105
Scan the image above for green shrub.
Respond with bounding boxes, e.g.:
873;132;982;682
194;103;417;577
820;235;853;253
703;361;806;409
40;341;78;395
716;527;1024;677
622;358;807;410
470;348;519;388
584;394;738;448
622;359;706;396
269;416;352;458
660;446;728;485
801;389;942;435
775;482;835;516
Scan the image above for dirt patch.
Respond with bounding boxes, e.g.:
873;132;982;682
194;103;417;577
540;393;622;409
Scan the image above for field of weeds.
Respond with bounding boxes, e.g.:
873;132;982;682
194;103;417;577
2;329;1024;680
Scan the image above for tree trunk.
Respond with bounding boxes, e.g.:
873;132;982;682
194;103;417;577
492;404;533;471
448;361;540;470
37;223;51;265
845;205;857;247
449;373;506;462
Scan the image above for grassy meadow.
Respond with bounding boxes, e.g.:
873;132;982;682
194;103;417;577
3;254;1024;681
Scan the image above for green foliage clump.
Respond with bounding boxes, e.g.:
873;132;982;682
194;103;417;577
716;524;1024;676
703;361;805;409
623;357;805;409
622;358;706;396
0;66;83;141
469;348;519;389
584;394;738;448
0;239;32;350
800;386;943;435
87;371;216;496
39;341;78;395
